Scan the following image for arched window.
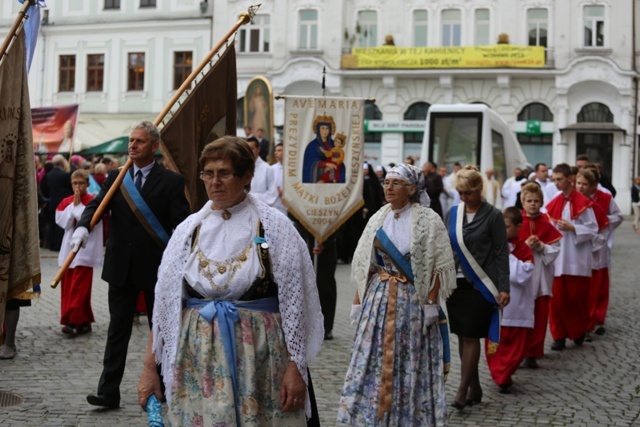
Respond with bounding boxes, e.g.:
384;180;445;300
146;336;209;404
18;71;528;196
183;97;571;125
517;102;553;167
518;102;553;121
365;103;382;143
403;102;429;143
577;102;613;122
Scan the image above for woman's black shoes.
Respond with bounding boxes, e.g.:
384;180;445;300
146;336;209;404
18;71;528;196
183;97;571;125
465;394;482;406
451;400;466;411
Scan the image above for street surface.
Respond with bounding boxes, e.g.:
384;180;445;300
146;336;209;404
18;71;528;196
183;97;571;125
1;219;639;426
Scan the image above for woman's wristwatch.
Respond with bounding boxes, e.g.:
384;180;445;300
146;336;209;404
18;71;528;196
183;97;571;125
427;298;436;305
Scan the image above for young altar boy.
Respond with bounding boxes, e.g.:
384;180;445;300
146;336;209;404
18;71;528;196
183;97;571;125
486;207;534;393
546;163;598;351
519;182;562;368
55;169;103;337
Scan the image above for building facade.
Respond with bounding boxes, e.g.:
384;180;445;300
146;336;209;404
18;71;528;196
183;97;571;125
1;0;638;211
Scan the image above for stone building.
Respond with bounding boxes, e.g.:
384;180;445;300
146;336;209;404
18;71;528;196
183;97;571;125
1;0;638;210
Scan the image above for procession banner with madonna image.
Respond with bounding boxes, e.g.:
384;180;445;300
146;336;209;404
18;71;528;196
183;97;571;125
244;76;274;158
283;96;365;243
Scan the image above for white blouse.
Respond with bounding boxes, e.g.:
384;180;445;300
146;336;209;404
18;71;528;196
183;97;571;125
381;203;412;255
183;197;262;300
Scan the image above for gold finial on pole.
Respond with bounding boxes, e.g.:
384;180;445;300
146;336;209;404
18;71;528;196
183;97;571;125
239;3;261;24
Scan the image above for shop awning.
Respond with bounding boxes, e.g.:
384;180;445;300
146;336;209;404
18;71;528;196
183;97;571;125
560;122;626;134
71;113;154;152
77;136;129;156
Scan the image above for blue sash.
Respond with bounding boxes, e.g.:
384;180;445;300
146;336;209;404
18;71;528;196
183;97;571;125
87;174;101;196
375;227;451;378
121;171;170;248
186;296;280;427
448;204;501;353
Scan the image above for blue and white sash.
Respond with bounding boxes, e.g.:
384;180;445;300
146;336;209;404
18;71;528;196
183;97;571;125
121;171;170;248
375;227;451;377
449;203;501;353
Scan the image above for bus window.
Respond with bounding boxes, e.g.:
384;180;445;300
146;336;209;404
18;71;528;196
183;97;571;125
430;113;481;169
491;130;507;186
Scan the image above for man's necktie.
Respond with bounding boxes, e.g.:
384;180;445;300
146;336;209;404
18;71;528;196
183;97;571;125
135;170;143;191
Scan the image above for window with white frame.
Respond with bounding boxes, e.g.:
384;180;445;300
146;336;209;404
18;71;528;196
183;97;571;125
299;9;318;50
527;8;548;47
127;52;145;91
86;54;105;92
239;14;270;53
584;5;604;47
442;9;461;46
357;10;378;47
413;10;428;46
474;9;490;45
59;55;76;92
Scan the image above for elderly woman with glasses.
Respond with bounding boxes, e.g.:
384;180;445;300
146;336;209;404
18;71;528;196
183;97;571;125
445;165;510;409
137;136;324;426
338;163;456;426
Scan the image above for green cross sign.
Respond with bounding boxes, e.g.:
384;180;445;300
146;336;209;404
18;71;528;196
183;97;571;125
526;120;542;135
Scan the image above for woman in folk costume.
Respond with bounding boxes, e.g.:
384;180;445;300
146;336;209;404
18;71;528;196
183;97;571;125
518;182;562;369
575;167;619;336
137;137;324;426
338;163;456;426
55;169;103;337
485;207;534;393
445;165;510;410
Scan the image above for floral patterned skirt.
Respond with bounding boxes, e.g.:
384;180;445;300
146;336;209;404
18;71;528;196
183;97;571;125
337;273;448;426
168;307;306;427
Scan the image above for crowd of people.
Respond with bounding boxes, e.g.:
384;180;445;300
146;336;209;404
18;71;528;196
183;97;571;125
338;154;628;423
2;119;636;426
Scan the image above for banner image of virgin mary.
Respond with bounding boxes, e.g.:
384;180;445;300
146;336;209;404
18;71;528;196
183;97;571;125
302;114;346;183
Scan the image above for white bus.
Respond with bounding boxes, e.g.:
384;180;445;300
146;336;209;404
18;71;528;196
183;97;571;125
419;104;529;185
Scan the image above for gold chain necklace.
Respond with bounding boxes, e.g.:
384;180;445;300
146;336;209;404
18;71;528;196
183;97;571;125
196;242;252;290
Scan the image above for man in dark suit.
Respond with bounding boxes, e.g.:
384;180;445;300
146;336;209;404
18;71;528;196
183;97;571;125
40;155;72;250
72;121;190;409
255;127;271;162
421;161;444;218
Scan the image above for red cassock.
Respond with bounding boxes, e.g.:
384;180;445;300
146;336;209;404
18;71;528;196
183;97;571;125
486;238;533;387
546;190;594;341
518;212;562;358
586;198;610;331
56;193;97;327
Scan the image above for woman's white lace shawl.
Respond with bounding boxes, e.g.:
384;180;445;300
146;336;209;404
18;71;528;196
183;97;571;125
352;203;457;306
152;195;324;407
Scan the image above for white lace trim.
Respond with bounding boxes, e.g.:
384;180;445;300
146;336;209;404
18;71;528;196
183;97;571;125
352;203;457;307
152;194;324;417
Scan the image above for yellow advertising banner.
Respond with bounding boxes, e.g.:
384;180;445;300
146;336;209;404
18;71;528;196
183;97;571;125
343;45;545;69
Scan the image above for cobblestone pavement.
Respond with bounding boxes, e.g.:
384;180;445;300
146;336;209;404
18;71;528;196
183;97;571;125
1;220;640;426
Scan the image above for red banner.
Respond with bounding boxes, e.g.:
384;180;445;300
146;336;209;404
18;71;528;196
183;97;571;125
31;104;79;155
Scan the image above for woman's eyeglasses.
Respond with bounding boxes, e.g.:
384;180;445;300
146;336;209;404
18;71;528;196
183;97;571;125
382;180;409;188
199;170;235;182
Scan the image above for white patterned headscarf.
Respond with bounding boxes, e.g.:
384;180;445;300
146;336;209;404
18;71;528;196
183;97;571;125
386;163;431;207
